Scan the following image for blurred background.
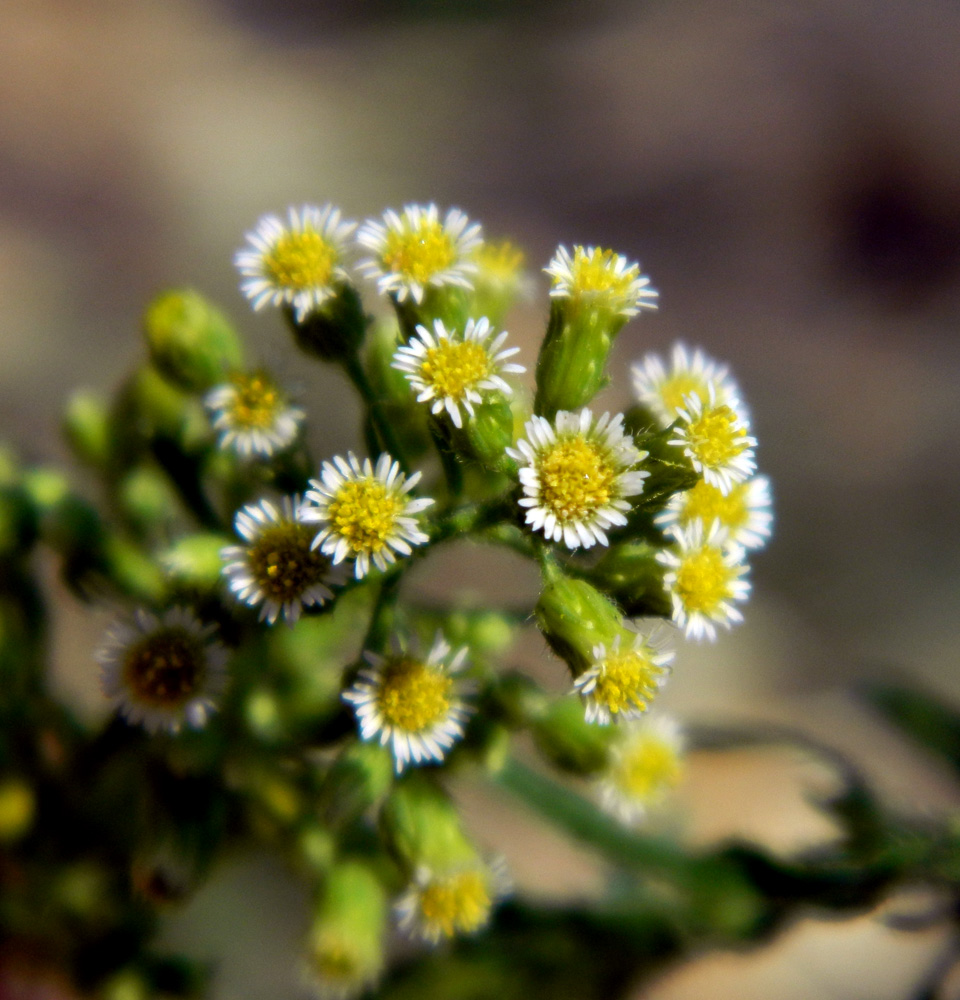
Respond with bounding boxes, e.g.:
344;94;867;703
2;0;960;997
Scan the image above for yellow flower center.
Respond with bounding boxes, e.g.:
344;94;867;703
248;523;329;601
614;737;682;802
685;404;747;469
419;870;491;938
308;934;363;985
679;480;748;531
658;373;709;418
567;247;637;298
382;218;457;285
378;658;452;733
326;479;403;556
674;546;735;614
538;436;617;523
420;340;491;401
591;649;666;717
226;374;282;430
263;228;336;290
123;629;204;708
476;240;525;283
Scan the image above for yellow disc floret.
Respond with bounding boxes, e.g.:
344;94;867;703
225;373;282;430
248;523;329;602
591;650;667;718
419;870;492;939
674;546;735;614
657;373;710;419
377;658;453;733
475;240;525;282
326;480;403;557
567;246;638;299
382;218;456;285
538;437;616;523
684;404;748;469
420;340;492;401
263;228;336;291
613;736;683;802
123;630;204;708
679;480;748;531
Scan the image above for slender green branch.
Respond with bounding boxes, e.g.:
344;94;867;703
340;353;410;472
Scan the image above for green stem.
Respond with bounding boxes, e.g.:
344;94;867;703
430;424;464;498
340;353;411;472
362;571;403;654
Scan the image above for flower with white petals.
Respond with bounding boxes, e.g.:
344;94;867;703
508;409;648;549
391;317;524;428
597;715;685;825
657;521;751;641
342;635;472;773
221;495;336;625
235;204;356;321
205;372;304;459
357;204;482;303
631;343;741;427
545;245;658;318
656;475;773;551
97;607;228;734
574;628;674;725
300;453;433;579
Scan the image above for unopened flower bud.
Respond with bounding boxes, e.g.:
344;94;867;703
533;695;615;775
289;282;368;362
318;741;394;828
381;776;476;871
459;396;517;472
589;541;671;618
62;390;111;468
160;532;231;590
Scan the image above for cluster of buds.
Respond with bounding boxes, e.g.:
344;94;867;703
64;200;772;997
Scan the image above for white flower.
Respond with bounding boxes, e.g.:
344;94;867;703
356;203;482;303
300;452;433;579
391;317;524;428
573;628;674;725
657;521;751;641
395;857;511;943
221;495;336;625
544;245;658;318
342;635;472;773
656;474;773;551
507;409;649;549
597;715;685;825
96;607;228;733
205;371;304;459
235;204;356;321
631;343;741;428
669;386;757;495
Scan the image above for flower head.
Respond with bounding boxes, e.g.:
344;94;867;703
657;521;751;641
235;205;356;321
96;607;228;733
573;628;674;725
597;715;685;824
395;857;510;943
508;409;648;549
669;387;757;494
545;245;658;318
631;343;741;427
342;635;473;773
357;204;482;303
300;452;433;579
221;495;336;625
656;474;773;551
205;371;304;459
391;317;524;428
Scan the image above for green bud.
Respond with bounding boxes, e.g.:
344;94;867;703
533;696;614;775
589;541;671;618
62;389;111;468
288;283;368;361
318;741;394;828
394;285;470;342
468;240;529;326
102;535;165;602
492;671;550;727
21;467;70;513
144;289;244;392
535;566;622;675
160;532;230;590
458;396;518;472
381;776;476;871
118;464;181;533
115;367;208;453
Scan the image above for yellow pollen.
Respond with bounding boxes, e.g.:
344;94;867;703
263;228;336;290
592;650;666;717
377;658;452;732
123;629;204;708
249;523;328;601
382;219;456;284
685;404;748;469
226;374;282;430
420;340;491;400
614;738;682;801
679;480;748;530
419;871;491;938
476;240;525;281
538;436;617;522
675;547;735;614
568;247;637;297
658;373;709;418
327;479;403;555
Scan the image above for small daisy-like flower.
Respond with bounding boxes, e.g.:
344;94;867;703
656;475;773;551
657;521;751;641
391;317;525;428
300;452;433;579
573;629;674;725
631;343;741;427
205;371;305;459
508;409;649;549
342;635;472;773
597;715;685;825
472;239;533;300
669;387;757;495
235;204;356;321
221;495;336;625
356;203;482;304
545;244;658;318
96;607;228;733
395;857;511;943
